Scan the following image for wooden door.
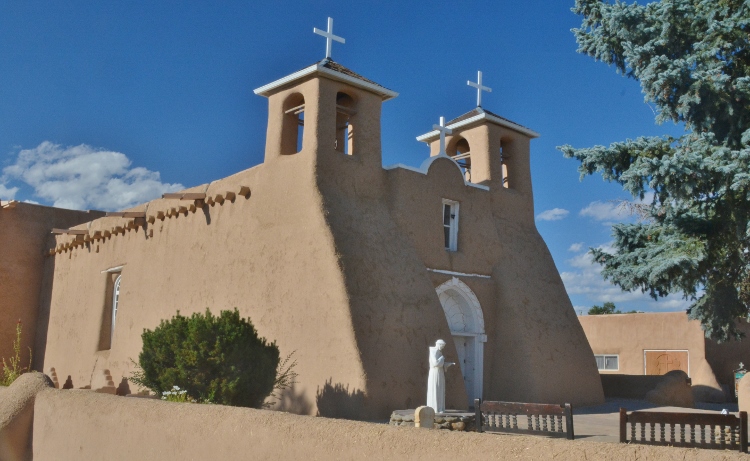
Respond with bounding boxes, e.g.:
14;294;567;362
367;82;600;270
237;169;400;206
645;351;689;375
452;335;476;404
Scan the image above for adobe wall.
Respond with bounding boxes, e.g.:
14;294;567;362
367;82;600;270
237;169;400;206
382;156;604;406
37;75;471;419
33;389;747;461
38;152;368;417
578;312;722;399
0;202;102;373
308;78;469;414
31;388;741;461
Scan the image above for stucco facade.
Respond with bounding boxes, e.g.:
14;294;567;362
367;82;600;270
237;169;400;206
579;312;750;402
7;58;603;418
0;201;103;373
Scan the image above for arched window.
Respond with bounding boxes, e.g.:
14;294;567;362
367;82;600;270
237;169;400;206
98;269;121;351
282;93;305;155
111;274;121;341
335;92;355;155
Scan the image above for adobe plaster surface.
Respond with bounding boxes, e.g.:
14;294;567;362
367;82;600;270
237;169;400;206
31;389;747;461
738;374;750;414
579;312;724;402
0;372;53;461
0;202;103;371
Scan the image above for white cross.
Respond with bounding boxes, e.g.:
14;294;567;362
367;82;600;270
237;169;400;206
313;17;345;60
467;70;492;107
433;116;453;156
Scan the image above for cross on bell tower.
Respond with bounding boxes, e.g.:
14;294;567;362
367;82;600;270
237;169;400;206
313;17;346;59
433;116;452;157
467;71;492;108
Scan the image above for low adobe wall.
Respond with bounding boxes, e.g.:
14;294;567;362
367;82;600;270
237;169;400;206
0;373;54;461
30;387;743;461
578;312;723;402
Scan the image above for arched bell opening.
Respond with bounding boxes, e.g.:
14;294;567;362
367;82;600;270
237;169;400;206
281;93;306;155
335;92;356;155
447;136;472;182
499;136;512;189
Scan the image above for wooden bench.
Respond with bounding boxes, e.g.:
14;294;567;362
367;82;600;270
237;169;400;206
474;398;574;440
619;408;748;452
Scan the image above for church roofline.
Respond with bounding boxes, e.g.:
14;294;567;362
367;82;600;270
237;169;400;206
253;59;398;101
416;108;539;142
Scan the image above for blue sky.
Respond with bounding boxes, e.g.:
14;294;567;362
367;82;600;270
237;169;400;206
0;1;689;313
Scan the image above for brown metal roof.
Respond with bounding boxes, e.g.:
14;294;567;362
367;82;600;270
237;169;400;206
320;59;387;88
286;58;393;92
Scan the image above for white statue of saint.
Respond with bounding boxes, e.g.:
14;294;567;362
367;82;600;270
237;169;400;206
426;339;455;413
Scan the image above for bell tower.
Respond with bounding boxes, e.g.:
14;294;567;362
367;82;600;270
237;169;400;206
254;18;397;167
416;71;539;195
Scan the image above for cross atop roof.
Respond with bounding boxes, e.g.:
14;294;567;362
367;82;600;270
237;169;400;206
433;116;453;157
313;17;345;60
467;71;492;107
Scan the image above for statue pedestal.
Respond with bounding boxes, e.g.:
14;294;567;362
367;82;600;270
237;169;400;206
389;409;475;431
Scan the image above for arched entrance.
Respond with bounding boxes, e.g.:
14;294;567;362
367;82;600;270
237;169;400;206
436;277;486;406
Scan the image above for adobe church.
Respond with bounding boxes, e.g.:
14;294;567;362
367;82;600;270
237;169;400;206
0;20;604;418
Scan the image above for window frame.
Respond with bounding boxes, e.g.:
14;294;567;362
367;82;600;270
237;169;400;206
98;266;123;351
594;354;619;371
111;274;121;342
442;199;460;252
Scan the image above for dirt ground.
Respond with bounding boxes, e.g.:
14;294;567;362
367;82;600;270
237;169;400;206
349;428;748;461
356;399;747;460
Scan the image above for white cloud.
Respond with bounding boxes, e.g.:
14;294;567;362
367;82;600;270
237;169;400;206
536;208;569;221
560;244;690;311
1;142;183;211
579;200;627;222
0;183;18;201
568;242;584;252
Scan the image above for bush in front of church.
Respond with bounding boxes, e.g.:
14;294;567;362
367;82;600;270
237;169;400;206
132;309;280;408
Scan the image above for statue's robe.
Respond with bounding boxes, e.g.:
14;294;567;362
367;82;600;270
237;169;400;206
427;346;446;413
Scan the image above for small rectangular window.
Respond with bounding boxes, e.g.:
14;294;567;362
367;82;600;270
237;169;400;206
442;199;459;251
594;354;619;371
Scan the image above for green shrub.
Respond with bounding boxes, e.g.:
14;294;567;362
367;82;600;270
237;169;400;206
131;309;279;408
1;320;31;386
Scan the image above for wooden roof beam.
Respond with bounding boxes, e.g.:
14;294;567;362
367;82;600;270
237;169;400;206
162;193;207;200
51;228;89;235
106;211;146;218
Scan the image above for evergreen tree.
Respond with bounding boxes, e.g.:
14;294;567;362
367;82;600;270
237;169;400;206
560;0;750;341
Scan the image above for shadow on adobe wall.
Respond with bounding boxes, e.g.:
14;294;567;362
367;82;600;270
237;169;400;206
32;241;57;371
315;379;365;420
116;378;131;396
600;374;673;400
601;374;727;403
272;383;312;415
